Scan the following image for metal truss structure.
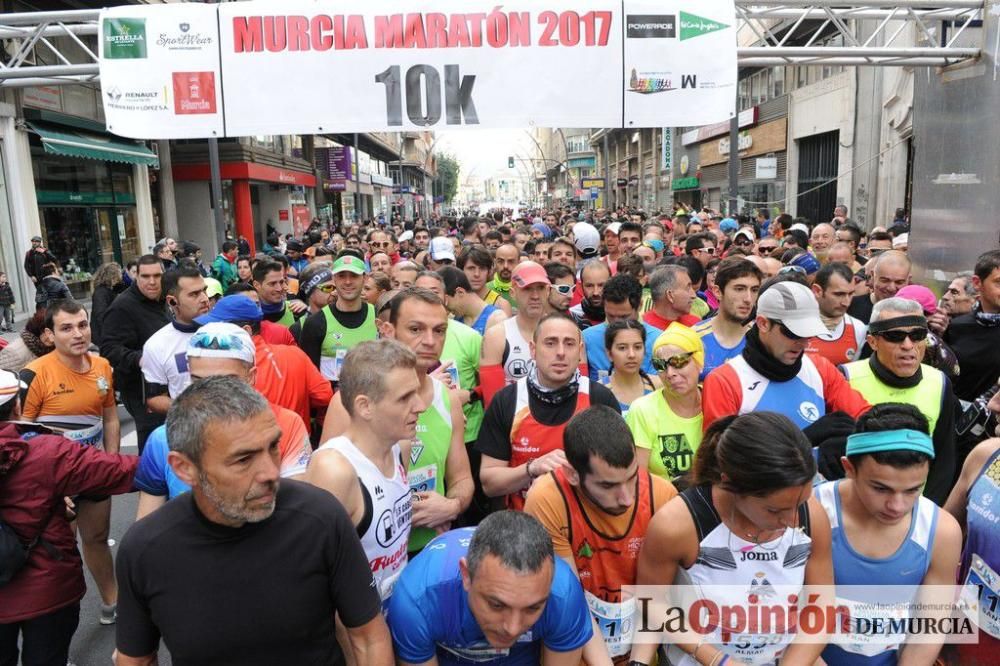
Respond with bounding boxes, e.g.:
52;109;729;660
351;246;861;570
736;0;984;67
0;2;987;89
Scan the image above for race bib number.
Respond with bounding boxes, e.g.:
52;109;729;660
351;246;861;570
320;348;347;381
960;554;1000;638
587;591;635;658
64;422;103;449
832;595;909;656
408;464;438;494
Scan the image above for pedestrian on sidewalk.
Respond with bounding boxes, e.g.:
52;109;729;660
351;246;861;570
0;272;15;331
22;235;56;297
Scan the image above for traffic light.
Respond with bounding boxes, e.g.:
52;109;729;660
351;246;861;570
508;156;515;168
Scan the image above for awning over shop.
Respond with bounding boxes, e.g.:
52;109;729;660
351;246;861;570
27;122;159;168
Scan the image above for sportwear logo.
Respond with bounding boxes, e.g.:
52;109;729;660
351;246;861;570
103;18;147;59
626;15;676;39
679;11;729;41
409;444;423;466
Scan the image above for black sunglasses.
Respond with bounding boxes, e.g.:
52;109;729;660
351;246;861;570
772;320;806;341
874;328;928;344
758;245;777;253
651;351;695;371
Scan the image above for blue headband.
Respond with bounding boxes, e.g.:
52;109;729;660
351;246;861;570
846;429;935;459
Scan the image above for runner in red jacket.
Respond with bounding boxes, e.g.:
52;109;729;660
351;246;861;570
0;371;137;665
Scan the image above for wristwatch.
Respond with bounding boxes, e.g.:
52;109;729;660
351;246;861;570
627;661;649;666
525;458;536;479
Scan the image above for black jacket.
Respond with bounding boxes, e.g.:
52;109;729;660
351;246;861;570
23;248;57;282
91;284;124;349
0;283;15;307
100;283;169;421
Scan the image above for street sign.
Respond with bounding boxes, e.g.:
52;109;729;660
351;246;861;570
590;187;599;200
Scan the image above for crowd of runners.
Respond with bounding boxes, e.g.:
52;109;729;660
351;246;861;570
2;204;999;666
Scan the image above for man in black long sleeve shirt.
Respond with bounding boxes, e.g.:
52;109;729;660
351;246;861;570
99;255;169;451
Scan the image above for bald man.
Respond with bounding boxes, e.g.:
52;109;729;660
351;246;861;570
827;242;863;274
847;250;911;323
810;223;835;261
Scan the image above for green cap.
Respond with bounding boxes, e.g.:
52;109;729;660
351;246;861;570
332;255;366;275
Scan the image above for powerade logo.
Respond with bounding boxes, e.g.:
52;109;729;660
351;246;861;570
103;18;147;59
626;15;676;39
679;12;729;41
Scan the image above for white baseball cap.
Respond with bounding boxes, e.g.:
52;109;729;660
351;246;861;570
756;282;827;338
572;222;600;256
429;236;456;262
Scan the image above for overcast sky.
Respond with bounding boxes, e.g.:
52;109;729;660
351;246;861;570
434;129;540;184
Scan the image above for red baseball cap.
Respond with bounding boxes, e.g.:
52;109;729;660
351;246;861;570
511;261;550;288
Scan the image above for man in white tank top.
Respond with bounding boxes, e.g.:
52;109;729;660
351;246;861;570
305;339;425;607
480;261;550;404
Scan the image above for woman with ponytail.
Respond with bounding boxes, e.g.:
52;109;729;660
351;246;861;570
631;411;834;666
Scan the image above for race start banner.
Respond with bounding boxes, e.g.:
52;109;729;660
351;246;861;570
98;0;737;139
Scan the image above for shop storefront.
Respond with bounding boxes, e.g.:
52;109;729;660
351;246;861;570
29;122;158;290
697;117;787;217
173;162;316;254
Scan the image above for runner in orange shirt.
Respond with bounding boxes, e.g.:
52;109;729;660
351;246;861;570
525;405;677;665
20;300;120;625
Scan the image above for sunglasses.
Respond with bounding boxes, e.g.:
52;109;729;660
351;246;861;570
550;284;574;295
771;320;806;341
758;245;777;253
696;247;716;254
874;328;928;344
652;351;695;371
734;238;754;246
317;284;336;293
779;265;807;275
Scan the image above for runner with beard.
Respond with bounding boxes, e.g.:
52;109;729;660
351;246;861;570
525;406;677;664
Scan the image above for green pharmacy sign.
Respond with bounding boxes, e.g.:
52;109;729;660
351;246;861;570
679;12;729;41
103;18;147;59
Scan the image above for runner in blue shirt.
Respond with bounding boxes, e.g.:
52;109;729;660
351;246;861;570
583;274;659;382
387;511;592;665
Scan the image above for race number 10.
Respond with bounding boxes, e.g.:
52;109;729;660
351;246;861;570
375;64;479;127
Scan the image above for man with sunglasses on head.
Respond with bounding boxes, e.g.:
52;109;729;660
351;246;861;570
841;297;957;504
703;281;870;431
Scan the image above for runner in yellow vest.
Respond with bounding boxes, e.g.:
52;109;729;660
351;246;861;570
841;297;957;504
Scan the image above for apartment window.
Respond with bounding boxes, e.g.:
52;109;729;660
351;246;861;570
771;66;785;98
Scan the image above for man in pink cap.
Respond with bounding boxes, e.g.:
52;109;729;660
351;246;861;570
481;261;550;404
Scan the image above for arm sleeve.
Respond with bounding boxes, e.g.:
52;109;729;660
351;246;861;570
18;367;42;421
140;340;168;386
133;429;170;496
387;578;437;663
115;532;162;658
101;306;142;374
701;365;742;432
327;494;383;628
298;312;326;370
474;386;514;460
816;355;871;419
523;475;573;559
48;436;139;498
926;379;958;506
480;364;506;408
301;351;334;407
542;562;594;652
278;412;312;478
